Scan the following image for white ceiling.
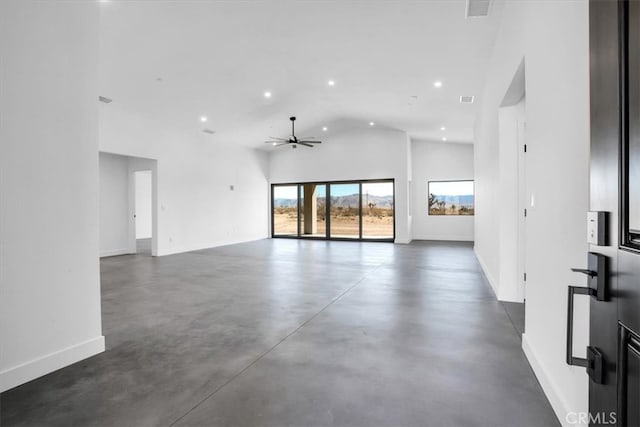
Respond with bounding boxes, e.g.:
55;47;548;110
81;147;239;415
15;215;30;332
99;0;503;148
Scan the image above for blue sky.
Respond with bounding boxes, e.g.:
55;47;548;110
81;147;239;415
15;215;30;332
429;181;474;196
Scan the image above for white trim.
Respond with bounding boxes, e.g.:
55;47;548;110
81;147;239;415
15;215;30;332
0;336;105;393
522;334;576;427
158;236;267;257
474;246;499;296
412;235;474;242
100;248;131;258
394;238;412;244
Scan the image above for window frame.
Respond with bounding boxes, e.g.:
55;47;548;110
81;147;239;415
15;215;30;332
427;179;475;216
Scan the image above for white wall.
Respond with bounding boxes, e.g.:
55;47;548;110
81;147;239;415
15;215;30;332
411;140;474;241
0;1;104;392
268;127;412;243
99;106;269;256
474;1;590;425
135;170;152;239
99;153;130;257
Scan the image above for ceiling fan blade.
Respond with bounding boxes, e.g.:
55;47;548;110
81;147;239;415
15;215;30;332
264;141;288;146
297;142;314;147
298;140;322;144
268;137;288;141
299;136;316;140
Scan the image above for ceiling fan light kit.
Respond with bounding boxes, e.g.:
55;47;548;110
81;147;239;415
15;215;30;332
264;116;323;148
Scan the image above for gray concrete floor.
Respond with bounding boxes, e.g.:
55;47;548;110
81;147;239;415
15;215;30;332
0;240;559;426
502;301;526;336
137;238;152;256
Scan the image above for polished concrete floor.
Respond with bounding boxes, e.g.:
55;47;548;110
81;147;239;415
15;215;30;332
137;238;152;256
502;301;526;336
1;240;558;426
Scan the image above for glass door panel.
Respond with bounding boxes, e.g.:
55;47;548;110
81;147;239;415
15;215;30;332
329;183;360;239
273;185;298;236
362;182;394;239
301;183;326;237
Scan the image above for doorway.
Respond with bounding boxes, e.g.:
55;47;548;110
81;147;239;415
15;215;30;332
497;59;527;308
99;152;158;257
134;170;152;256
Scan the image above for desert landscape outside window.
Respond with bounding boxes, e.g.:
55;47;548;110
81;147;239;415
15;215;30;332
428;180;474;216
271;179;394;241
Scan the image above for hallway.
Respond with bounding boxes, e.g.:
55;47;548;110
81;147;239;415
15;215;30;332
1;240;558;426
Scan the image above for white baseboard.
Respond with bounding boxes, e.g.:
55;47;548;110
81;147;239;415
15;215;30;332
158;236;267;256
412;235;474;242
0;335;105;393
473;246;499;296
522;334;577;427
100;248;130;258
394;238;412;244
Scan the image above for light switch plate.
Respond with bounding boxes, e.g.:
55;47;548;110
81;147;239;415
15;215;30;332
587;211;607;246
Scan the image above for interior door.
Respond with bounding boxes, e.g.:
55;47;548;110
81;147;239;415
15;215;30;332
587;1;640;425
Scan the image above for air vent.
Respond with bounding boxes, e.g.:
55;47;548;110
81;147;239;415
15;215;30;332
460;95;475;104
466;0;491;17
98;96;112;104
202;129;216;134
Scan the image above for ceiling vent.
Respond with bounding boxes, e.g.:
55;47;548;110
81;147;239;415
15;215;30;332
202;129;216;134
460;95;475;104
98;96;112;104
466;0;491;17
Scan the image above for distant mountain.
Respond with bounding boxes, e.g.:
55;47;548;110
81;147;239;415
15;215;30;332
332;194;393;208
274;198;298;208
274;193;394;209
432;194;474;207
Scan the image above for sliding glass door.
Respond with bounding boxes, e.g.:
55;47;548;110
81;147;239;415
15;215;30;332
272;185;298;237
329;183;360;239
300;183;326;238
271;179;394;241
362;181;394;239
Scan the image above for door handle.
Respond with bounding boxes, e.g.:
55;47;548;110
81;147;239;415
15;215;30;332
570;252;607;301
570;268;597;277
566;252;608;384
566;285;604;383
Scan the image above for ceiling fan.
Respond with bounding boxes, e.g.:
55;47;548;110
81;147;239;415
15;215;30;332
265;116;322;148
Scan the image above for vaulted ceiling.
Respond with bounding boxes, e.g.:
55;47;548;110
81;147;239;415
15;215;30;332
99;0;503;148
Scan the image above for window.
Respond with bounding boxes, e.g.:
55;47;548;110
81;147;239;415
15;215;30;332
428;180;474;216
271;179;394;241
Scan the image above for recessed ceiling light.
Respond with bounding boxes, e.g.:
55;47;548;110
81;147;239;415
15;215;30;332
460;95;475;103
442;137;447;141
322;127;328;131
434;81;443;88
200;116;207;123
369;122;375;126
272;142;277;146
328;80;335;86
440;126;446;131
264;91;272;98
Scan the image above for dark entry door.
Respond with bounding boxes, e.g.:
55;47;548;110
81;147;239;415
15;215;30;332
587;1;640;425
